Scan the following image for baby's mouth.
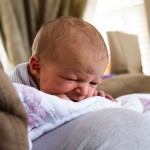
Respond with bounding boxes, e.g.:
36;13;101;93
71;96;86;102
66;93;87;102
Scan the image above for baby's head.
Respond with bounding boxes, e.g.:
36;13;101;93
29;16;108;101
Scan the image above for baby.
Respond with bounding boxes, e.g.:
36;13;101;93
9;16;114;102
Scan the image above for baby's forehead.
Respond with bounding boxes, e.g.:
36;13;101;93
58;36;108;60
57;58;108;79
56;48;108;73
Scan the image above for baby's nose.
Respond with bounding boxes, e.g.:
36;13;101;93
75;84;89;96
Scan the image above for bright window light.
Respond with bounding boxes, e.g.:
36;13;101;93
83;0;150;75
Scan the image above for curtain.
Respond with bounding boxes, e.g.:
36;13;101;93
144;0;150;38
0;0;87;71
0;0;30;70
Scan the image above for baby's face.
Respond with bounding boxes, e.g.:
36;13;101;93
39;54;108;102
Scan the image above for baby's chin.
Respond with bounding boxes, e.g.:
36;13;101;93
56;94;87;102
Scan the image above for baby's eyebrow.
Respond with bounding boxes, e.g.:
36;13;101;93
63;68;83;74
63;68;103;79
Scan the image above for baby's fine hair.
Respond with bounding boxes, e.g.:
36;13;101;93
31;16;108;62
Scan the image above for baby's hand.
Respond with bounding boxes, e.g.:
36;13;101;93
93;90;117;102
55;94;70;100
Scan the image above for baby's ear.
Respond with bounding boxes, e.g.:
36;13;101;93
29;55;41;79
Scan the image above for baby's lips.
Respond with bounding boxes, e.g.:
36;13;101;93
71;96;86;102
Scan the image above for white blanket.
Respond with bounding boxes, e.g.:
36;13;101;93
13;83;150;149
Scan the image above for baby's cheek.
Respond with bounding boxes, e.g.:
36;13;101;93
61;84;76;93
49;83;75;95
87;88;96;98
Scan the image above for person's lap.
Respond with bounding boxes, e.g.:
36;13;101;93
32;108;150;150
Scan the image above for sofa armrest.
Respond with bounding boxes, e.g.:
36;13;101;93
0;61;28;150
97;74;150;98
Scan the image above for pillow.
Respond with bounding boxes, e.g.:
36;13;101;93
33;108;150;150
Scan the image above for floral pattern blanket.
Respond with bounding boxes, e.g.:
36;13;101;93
13;83;150;149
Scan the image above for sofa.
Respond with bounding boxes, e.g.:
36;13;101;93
0;61;28;150
98;73;150;98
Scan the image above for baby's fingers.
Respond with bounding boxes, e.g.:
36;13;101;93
97;90;105;97
105;94;117;102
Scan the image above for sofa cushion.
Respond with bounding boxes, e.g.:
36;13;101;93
98;74;150;98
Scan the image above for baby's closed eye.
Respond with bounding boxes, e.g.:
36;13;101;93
90;82;98;85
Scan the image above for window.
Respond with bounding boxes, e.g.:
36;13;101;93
84;0;150;75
